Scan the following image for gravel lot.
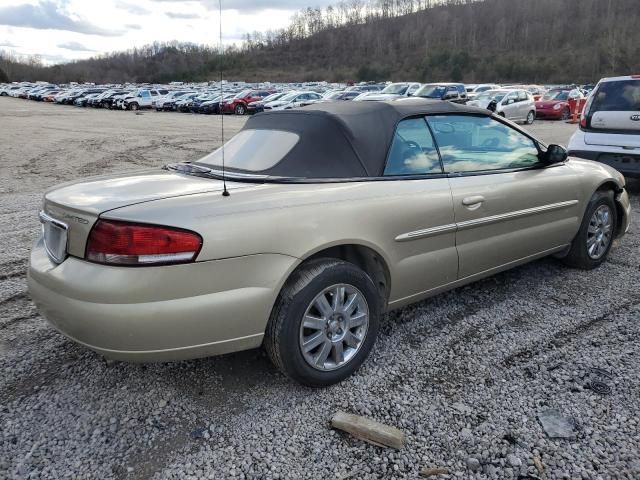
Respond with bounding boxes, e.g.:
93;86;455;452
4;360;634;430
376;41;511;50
1;98;638;480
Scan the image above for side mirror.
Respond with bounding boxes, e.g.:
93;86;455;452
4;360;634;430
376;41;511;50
544;144;568;164
505;98;515;105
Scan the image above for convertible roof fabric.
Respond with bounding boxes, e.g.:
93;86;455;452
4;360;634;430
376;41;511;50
242;99;490;178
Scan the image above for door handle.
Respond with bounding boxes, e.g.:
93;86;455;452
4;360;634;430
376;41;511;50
462;195;485;206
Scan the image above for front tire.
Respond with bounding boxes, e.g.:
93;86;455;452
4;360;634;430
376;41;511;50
562;190;617;269
235;104;246;115
561;107;570;121
264;259;381;387
129;102;138;111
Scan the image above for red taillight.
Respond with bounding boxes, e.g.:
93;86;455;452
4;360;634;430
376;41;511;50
86;220;202;266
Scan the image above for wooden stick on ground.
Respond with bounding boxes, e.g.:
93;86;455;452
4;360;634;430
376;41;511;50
330;411;406;449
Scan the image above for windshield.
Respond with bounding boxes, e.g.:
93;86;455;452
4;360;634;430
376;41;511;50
415;85;446;98
277;92;299;102
542;90;570;101
263;92;285;102
381;83;408;95
476;91;505;102
234;89;251;99
197;129;300;173
591;80;640;111
323;91;343;100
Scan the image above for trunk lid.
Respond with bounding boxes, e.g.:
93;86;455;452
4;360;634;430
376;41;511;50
42;169;252;259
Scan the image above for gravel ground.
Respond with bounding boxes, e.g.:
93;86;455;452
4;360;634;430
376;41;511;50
0;98;638;480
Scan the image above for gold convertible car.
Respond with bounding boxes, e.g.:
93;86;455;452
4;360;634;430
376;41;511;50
28;100;631;386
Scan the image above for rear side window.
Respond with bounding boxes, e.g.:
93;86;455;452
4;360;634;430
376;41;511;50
384;118;442;176
591;80;640;112
198;129;299;172
427;115;540;173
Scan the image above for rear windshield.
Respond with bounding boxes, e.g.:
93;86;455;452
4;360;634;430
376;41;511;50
197;129;300;172
591;80;640;112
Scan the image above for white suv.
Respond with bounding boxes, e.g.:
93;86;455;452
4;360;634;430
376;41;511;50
123;88;169;111
568;75;640;177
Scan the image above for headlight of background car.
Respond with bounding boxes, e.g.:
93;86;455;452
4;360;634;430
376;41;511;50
553;104;563;110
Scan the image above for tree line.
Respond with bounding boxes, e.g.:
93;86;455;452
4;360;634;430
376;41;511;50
1;0;638;84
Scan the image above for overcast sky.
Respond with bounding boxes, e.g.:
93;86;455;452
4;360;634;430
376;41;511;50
0;0;335;64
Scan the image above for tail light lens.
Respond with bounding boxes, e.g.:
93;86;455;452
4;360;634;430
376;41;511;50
86;220;202;266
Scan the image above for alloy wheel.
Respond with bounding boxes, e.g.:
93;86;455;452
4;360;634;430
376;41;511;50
299;283;369;371
586;205;613;259
527;111;535;124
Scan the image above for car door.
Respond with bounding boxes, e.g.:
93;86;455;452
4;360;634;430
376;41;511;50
426;113;581;279
444;86;460;103
382;117;458;304
516;90;530;120
501;92;519;119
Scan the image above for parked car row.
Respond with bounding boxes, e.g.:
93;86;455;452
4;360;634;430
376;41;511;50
0;81;600;126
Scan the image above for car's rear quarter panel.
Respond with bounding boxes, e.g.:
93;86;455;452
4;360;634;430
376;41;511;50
103;179;459;305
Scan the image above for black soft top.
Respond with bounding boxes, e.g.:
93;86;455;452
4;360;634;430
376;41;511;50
243;99;490;178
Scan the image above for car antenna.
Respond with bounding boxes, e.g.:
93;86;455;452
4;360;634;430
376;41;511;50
219;0;230;197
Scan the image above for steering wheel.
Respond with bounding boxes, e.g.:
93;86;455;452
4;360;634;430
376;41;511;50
481;137;500;148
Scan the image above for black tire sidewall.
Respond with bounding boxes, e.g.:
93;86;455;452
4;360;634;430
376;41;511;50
565;190;617;269
276;262;380;387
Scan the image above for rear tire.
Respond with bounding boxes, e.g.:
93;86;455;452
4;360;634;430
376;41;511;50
235;104;246;115
562;190;617;269
525;110;535;125
129;103;138;111
264;259;381;387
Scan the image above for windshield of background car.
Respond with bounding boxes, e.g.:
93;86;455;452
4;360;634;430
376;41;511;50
542;90;569;101
279;92;299;102
324;91;343;100
197;129;300;172
382;84;408;94
477;91;505;102
263;92;284;102
416;85;446;98
234;89;251;99
591;80;640;111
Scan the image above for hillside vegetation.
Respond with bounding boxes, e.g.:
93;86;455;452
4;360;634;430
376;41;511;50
1;0;638;84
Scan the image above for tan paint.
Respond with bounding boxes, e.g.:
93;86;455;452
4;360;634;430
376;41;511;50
28;156;631;361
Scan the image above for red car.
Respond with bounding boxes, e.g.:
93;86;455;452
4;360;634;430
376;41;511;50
222;89;275;115
535;88;584;120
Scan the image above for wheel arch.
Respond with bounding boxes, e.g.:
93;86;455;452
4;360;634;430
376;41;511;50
285;242;392;312
595;180;626;238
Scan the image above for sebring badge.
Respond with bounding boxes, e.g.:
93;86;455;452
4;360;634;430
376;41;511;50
631;114;640;121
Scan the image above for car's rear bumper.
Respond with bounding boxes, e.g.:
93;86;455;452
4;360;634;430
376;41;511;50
28;238;298;362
